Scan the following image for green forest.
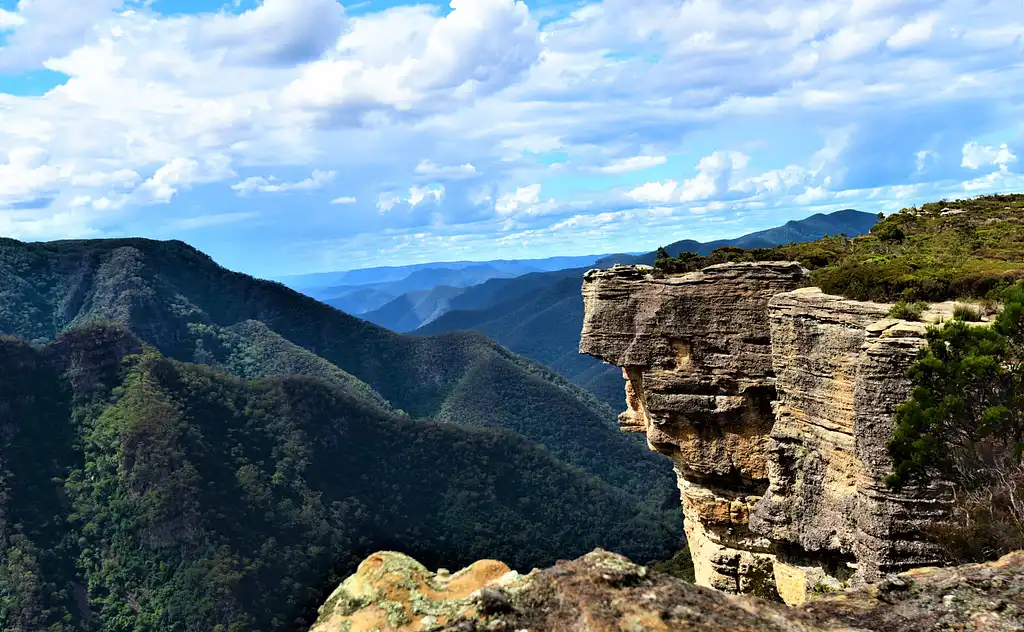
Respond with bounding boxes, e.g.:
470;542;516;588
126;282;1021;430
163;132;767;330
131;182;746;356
0;238;682;631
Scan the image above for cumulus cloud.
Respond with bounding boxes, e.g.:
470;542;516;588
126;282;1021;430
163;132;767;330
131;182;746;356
593;155;667;174
679;151;750;202
0;0;1023;269
0;8;25;30
0;0;124;70
194;0;346;66
496;184;544;215
626;180;677;203
137;156;236;204
377;185;444;213
0;147;62;208
282;0;541;120
408;184;445;207
961;141;1017;170
231;169;337;196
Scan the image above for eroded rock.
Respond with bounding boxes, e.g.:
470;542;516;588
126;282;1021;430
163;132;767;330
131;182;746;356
310;548;1024;632
579;264;954;603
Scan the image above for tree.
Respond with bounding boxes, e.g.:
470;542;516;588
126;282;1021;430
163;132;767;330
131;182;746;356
886;283;1024;560
887;282;1024;489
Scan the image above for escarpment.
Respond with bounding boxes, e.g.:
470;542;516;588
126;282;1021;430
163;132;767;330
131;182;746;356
579;263;953;604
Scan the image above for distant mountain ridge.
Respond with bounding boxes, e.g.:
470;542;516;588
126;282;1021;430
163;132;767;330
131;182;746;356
595;209;879;267
413;209;880;410
279;254;621;314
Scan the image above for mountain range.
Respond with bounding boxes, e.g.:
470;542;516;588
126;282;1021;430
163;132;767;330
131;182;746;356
412;209;880;410
278;254;619;315
0;237;679;632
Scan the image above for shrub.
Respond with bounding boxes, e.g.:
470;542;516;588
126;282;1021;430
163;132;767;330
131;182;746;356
927;463;1024;563
872;222;906;244
888;300;928;321
886;283;1024;561
952;304;984;322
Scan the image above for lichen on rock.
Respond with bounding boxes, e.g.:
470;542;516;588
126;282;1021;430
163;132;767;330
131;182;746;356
310;551;526;632
311;548;1024;631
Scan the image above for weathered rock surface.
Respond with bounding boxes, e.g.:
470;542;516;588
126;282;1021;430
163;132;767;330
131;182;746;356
310;548;1024;632
579;264;954;603
310;551;523;632
580;262;806;596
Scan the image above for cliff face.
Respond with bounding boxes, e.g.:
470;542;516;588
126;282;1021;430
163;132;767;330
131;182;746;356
579;263;951;603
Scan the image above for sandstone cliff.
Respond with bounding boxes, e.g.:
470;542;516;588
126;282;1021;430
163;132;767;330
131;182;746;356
310;548;1024;631
579;263;955;603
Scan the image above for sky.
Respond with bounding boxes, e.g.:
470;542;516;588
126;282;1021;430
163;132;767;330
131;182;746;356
0;0;1021;278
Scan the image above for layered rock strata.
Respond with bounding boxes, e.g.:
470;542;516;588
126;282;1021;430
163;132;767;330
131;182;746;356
579;263;952;603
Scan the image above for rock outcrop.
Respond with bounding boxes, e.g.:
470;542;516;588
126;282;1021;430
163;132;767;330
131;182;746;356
310;548;1024;631
579;263;954;603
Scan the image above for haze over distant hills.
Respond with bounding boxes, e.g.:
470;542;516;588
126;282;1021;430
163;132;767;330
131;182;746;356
412;209;881;409
277;254;623;315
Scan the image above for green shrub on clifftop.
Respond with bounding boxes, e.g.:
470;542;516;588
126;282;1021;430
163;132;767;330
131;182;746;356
654;194;1024;302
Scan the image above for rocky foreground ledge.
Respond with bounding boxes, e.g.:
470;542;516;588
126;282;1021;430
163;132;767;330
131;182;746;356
311;548;1024;631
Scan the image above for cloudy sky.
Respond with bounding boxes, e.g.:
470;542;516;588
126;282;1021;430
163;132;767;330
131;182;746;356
0;0;1021;277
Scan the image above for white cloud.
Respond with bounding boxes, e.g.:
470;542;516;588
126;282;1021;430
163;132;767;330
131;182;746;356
231;170;337;195
0;147;62;207
408;184;445;207
414;159;478;179
70;168;140;188
915;149;938;173
961;141;1017;170
195;0;346;66
0;0;1022;272
377;191;403;214
626;180;677;203
679;151;750;202
376;185;444;212
330;196;357;204
496;184;542;215
283;0;541;117
888;14;937;50
137;156;236;204
0;8;25;30
0;0;124;70
593;155;667;174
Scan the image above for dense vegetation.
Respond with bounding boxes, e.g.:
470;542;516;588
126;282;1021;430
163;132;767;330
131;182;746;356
0;238;682;631
886;283;1024;562
654;194;1024;302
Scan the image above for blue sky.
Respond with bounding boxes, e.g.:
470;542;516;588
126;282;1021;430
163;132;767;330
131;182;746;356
0;0;1022;278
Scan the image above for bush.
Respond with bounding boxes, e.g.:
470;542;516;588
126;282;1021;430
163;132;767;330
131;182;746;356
927;463;1024;563
888;300;928;321
886;283;1024;561
886;283;1024;562
952;304;984;322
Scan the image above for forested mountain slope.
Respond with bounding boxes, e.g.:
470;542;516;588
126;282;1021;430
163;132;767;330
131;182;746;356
0;238;681;632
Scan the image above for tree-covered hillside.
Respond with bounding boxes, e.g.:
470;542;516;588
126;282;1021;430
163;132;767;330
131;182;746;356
0;238;682;631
